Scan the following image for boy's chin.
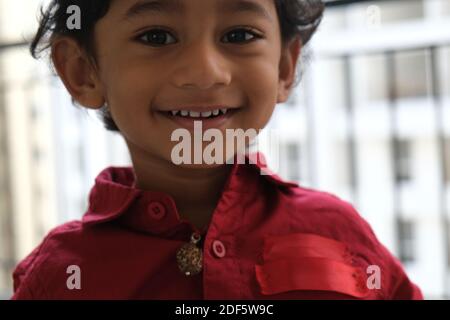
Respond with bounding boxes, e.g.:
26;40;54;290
165;149;250;170
166;153;240;170
169;162;232;170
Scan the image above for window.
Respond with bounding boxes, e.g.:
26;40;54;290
394;139;412;183
77;142;86;174
32;147;41;163
79;197;88;214
358;50;429;102
32;182;42;202
445;48;450;97
29;103;39;121
285;92;297;108
346;0;424;31
445;138;450;184
285;143;301;181
395;50;428;99
445;0;450;16
397;218;416;263
447;220;450;268
356;54;388;102
377;0;424;24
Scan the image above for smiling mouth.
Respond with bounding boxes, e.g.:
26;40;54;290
164;108;235;119
158;107;242;129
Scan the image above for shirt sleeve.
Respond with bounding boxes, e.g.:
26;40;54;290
342;201;424;300
386;251;424;300
11;231;54;300
11;245;41;299
364;227;424;299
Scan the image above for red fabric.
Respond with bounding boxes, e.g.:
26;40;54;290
256;258;368;297
256;233;368;297
263;233;350;262
11;152;423;300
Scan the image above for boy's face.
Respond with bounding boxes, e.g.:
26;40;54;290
57;0;301;168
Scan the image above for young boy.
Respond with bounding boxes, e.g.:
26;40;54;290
12;0;423;299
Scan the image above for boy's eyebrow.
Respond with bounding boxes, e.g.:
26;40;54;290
220;0;273;22
123;0;273;23
124;0;184;20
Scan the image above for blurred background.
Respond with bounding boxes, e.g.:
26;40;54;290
1;0;450;299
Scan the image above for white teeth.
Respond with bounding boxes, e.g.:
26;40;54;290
189;111;201;117
169;108;229;118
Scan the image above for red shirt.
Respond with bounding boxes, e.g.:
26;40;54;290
11;153;423;299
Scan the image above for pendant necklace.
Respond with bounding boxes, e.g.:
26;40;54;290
176;232;203;276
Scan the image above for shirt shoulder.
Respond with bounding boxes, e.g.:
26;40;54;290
287;186;372;235
11;220;83;299
282;185;423;299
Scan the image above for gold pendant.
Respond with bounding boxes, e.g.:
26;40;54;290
176;232;203;276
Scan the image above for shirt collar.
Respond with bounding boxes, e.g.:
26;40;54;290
82;152;298;235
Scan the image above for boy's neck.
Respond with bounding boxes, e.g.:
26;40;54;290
128;146;233;231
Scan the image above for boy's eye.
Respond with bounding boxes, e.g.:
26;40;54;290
137;29;176;46
222;28;262;44
136;27;262;46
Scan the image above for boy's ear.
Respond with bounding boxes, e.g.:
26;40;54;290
277;36;302;104
51;37;105;109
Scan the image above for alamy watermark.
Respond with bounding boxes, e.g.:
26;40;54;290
170;121;280;175
365;5;382;30
366;265;381;290
66;5;81;30
66;265;81;290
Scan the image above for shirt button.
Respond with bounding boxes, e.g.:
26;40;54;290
147;202;166;220
212;240;226;258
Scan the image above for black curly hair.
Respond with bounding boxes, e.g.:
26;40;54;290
30;0;325;132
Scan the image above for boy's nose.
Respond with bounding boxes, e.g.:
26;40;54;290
171;41;232;90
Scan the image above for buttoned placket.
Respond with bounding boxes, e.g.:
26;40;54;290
201;163;252;299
